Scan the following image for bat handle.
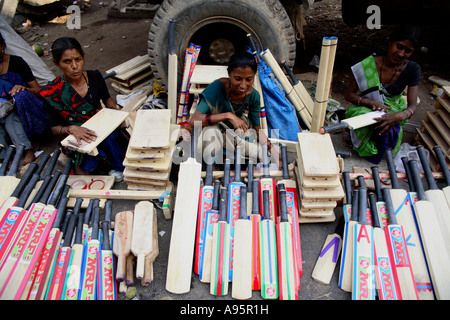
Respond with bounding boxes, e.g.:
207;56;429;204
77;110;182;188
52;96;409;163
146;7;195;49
280;60;298;85
433;145;450;186
169;19;176;55
136;254;146;279
319;122;349;134
116;255;126;282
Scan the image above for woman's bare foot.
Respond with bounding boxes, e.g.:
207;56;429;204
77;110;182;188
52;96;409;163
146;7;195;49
23;149;35;166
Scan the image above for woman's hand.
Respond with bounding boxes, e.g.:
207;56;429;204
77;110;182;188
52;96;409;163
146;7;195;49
9;85;27;97
228;112;248;133
68;125;98;145
374;111;405;135
369;100;392;112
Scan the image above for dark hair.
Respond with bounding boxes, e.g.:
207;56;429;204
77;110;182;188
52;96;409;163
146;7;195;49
51;37;84;63
227;51;257;74
389;24;421;49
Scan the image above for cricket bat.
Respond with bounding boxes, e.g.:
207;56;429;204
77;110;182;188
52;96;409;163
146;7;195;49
352;186;375;300
45;211;77;300
385;148;434;299
278;145;302;281
99;220;116;300
276;188;298;300
382;187;419;300
227;146;245;281
165;124;202;294
80;205;101;300
371;166;388;228
407;159;450;300
231;185;252;300
112;210;133;283
312;216;344;285
250;179;261;290
433;145;450;208
210;188;231;296
259;144;277;222
338;188;359;292
416;145;450;258
259;189;278;299
131;201;154;279
247;161;254;216
64;212;84;300
199;180;221;283
195;163;214;276
369;192;400;300
168;19;178;124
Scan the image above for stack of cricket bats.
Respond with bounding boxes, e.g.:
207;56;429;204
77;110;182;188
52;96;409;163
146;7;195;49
295;132;344;222
122;109;180;218
188;146;301;300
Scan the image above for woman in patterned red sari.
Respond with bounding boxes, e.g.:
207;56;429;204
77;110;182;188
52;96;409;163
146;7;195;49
38;37;126;182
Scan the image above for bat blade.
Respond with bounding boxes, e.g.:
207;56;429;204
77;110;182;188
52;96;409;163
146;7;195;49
276;189;298;300
352;187;375;300
259;190;278;299
199;181;220;283
369;193;400;300
210;188;230;296
195;163;214;276
250;180;261;290
231;185;252;300
383;187;419;300
312;216;344;285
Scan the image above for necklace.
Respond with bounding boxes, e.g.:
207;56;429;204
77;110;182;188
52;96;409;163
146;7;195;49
379;56;402;90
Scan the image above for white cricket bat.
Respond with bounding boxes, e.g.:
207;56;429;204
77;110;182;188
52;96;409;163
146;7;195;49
385;148;434;299
368;192;400;300
165;125;202;294
408;159;450;300
312;216;344;285
352;187;375;300
231;185;252;300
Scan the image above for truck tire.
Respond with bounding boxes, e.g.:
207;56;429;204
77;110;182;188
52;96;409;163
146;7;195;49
148;0;296;88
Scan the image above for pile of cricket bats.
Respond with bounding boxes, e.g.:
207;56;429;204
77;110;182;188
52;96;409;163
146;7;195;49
295;132;345;222
319;146;450;300
122;109;179;218
179;145;302;299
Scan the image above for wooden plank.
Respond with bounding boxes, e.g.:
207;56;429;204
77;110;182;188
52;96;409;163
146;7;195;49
300;184;344;201
113;69;153;87
437;95;450;114
437;108;450;128
427;111;450;147
123;167;169;181
297;132;339;177
129;109;172;150
422;118;450;157
60;108;128;155
114;61;152;81
106;55;149;76
68;189;166;200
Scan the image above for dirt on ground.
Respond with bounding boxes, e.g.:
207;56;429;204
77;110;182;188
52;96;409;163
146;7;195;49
6;0;450;304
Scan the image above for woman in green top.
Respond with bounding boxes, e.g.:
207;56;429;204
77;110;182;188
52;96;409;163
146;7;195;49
343;25;421;164
190;51;273;163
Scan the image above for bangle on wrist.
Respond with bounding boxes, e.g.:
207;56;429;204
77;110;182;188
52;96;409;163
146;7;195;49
357;96;363;106
206;114;213;125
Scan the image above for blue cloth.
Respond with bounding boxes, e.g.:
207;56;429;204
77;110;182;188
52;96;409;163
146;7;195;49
78;128;126;173
0;72;49;138
250;49;301;141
